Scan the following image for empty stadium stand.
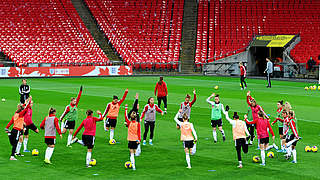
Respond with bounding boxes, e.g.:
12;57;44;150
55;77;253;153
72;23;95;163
0;0;109;66
195;0;320;66
84;0;184;71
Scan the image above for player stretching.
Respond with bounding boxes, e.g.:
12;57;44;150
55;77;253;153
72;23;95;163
224;111;250;168
174;110;197;169
245;111;275;166
127;93;141;156
72;110;102;167
102;88;128;142
177;90;196;128
5;98;31;160
271;100;285;152
284;110;299;163
206;93;227;143
140;97;164;145
125;105;141;170
23;99;39;152
40;108;62;164
59;86;82;147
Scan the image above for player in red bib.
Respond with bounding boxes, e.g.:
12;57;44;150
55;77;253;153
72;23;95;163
239;62;247;90
23;98;39;152
245;111;275;166
72;110;102;167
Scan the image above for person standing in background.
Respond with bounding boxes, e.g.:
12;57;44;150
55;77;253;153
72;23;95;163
19;79;30;104
154;76;168;113
239;62;247;90
264;58;273;88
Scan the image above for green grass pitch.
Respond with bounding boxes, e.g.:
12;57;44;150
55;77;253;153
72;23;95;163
0;76;319;180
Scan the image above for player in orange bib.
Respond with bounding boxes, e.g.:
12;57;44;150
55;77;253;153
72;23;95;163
124;104;141;170
102;88;128;142
224;111;250;168
174;110;197;169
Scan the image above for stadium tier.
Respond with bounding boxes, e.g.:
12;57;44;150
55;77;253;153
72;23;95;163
195;0;320;65
84;0;184;71
0;0;109;66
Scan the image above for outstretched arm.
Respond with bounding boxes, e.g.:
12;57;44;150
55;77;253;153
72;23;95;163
224;112;236;127
59;106;70;121
124;106;130;124
174;112;182;126
118;88;129;105
140;105;148;120
6;116;14;129
206;94;215;105
190;90;196;106
73;121;84;137
102;104;111;118
75;86;83;106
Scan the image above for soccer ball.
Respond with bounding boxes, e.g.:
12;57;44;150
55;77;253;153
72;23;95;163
318;86;320;90
252;156;260;163
313;85;317;90
109;139;116;145
267;152;274;158
32;149;39;156
214;86;219;90
312;146;318;152
304;87;309;90
125;161;132;168
89;159;97;166
305;146;312;152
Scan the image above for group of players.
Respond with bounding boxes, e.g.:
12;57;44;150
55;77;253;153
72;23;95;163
5;78;300;170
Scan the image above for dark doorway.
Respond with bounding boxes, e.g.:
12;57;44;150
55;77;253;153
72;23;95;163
249;47;283;76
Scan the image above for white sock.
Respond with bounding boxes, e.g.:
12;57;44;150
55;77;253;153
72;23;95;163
67;134;72;145
286;146;292;156
23;138;28;151
292;149;297;162
78;140;85;146
186;153;191;167
212;130;217;141
191;143;197;154
86;152;92;166
135;144;141;155
149;139;152;143
261;150;265;164
266;145;273;151
45;147;54;160
130;153;135;169
239;161;242;165
220;129;225;136
16;142;22;154
110;129;114;140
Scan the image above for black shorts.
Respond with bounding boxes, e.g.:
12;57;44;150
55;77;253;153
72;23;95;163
82;135;95;149
259;137;269;145
128;141;138;149
286;134;298;146
45;138;56;145
211;119;223;127
65;121;75;129
106;118;117;128
24;123;38;135
183;140;194;149
278;127;283;135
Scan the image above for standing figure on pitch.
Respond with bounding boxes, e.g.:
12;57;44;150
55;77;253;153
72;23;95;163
19;79;31;104
174;110;197;169
102;88;128;143
5;98;31;160
126;93;141;156
72;110;103;167
40;108;62;164
59;86;82;147
245;111;275;166
154;76;168;113
177;89;196;129
140;97;164;145
264;58;273;88
224;111;250;168
206;93;228;143
283;110;299;163
23;98;39;152
271;100;286;152
239;62;247;90
125;104;141;170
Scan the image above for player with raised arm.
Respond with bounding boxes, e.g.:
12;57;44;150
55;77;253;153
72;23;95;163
124;104;141;170
224;111;250;168
102;88;128;143
140;97;164;145
59;86;82;147
245;111;275;166
177;90;196;128
174;110;197;169
72;110;102;167
5;98;31;160
206;93;227;143
40;108;62;164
